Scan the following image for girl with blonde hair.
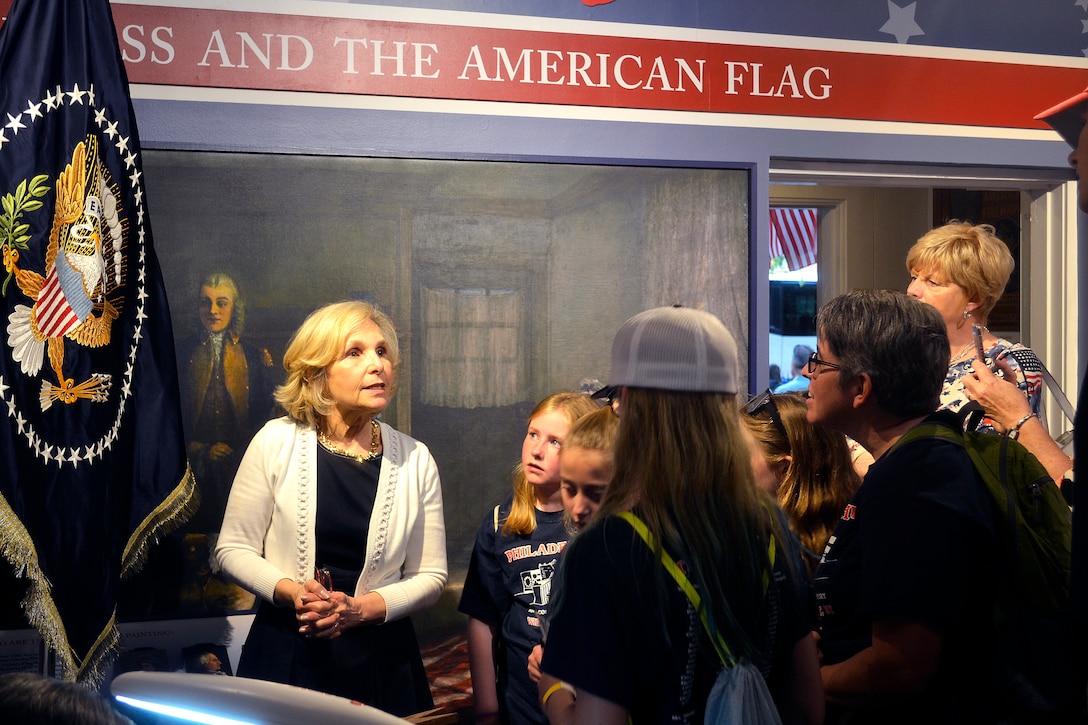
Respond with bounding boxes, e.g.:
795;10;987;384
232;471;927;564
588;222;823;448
459;391;600;725
558;405;620;533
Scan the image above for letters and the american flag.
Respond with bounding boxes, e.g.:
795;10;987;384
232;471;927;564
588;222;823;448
0;0;194;684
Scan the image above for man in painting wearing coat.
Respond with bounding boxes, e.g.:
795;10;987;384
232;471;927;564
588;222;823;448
180;271;275;534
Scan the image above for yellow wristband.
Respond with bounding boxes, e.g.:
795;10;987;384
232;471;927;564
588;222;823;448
541;681;577;708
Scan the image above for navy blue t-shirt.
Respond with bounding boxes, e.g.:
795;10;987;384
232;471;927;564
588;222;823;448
458;496;569;725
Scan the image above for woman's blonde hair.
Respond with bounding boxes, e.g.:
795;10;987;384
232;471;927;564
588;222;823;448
274;301;401;428
905;220;1015;321
501;392;600;537
740;392;861;577
585;388;790;662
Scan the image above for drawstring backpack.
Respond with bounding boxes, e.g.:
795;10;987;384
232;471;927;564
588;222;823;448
618;511;782;725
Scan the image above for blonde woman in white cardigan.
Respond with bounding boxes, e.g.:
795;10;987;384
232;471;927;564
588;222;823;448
215;301;447;716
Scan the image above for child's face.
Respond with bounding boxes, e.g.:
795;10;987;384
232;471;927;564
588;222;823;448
559;446;611;530
522;410;572;490
741;425;781;495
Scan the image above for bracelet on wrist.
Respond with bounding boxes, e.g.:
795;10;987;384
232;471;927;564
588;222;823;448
541;681;577;708
1005;413;1034;440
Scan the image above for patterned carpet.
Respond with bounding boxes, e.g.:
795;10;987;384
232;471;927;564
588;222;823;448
421;631;474;712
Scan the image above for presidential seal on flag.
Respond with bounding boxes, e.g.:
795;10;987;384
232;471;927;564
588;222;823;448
7;134;121;412
0;0;195;686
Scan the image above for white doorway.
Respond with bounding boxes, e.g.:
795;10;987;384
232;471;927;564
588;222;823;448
767;160;1078;437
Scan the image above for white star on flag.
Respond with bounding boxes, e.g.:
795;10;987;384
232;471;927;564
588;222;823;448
66;82;87;105
5;112;26;135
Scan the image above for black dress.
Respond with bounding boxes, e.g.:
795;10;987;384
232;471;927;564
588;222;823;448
237;447;434;717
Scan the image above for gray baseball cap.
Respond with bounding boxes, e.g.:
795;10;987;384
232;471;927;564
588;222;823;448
608;306;738;394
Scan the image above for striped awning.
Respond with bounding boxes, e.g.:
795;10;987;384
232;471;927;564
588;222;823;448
770;207;818;271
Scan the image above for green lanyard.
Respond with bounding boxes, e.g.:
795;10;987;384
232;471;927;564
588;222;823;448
617;511;776;668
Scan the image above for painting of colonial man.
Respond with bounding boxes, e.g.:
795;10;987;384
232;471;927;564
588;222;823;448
174;271;275;613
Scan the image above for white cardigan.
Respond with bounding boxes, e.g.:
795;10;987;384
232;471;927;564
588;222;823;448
214;417;447;623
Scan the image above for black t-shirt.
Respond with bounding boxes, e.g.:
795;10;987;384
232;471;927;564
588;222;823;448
541;510;813;724
814;414;999;724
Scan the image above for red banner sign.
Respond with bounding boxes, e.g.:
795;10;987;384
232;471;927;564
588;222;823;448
2;1;1083;132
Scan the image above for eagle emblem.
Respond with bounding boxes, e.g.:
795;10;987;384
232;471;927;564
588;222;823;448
4;134;124;410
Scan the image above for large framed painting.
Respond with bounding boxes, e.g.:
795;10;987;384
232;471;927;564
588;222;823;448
112;151;750;642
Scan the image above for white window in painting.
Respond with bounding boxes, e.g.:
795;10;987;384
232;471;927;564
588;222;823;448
421;287;523;408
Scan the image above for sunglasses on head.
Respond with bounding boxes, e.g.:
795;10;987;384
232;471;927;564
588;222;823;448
744;388;791;452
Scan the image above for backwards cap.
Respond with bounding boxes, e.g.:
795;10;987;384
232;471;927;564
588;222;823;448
608;306;738;394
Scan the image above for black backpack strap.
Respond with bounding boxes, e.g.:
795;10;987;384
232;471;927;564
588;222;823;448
958;401;987;433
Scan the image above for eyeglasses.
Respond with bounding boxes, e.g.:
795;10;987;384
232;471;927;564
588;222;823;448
744;388;790;452
806;350;841;376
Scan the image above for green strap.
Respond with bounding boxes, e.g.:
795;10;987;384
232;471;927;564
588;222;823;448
617;511;775;668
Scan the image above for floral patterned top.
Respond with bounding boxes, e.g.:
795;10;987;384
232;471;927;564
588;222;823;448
939;337;1044;435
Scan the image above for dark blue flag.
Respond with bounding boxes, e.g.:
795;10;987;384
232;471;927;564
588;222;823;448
0;0;195;685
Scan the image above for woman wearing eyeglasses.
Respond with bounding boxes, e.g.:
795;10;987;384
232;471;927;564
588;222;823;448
803;290;1026;724
740;391;861;578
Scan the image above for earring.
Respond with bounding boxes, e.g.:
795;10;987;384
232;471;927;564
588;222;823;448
963;309;972;320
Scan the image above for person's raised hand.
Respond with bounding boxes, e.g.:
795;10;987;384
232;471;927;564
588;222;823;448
963;357;1030;432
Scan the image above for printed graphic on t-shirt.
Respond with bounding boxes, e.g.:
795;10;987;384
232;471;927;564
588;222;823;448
520;559;557;606
815;533;837;619
502;539;565;630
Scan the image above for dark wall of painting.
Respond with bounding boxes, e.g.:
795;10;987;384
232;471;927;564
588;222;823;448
127;151;749;641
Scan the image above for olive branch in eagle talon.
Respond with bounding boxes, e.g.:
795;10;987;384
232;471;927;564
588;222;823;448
1;174;51;297
5;137;123;410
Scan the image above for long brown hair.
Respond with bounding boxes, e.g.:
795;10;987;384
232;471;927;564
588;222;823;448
741;392;860;576
590;387;790;661
501;392;600;536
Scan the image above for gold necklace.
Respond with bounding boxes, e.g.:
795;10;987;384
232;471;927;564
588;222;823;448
318;419;381;463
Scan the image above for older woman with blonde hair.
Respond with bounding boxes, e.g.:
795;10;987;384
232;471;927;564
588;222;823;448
906;220;1044;435
215;300;447;716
